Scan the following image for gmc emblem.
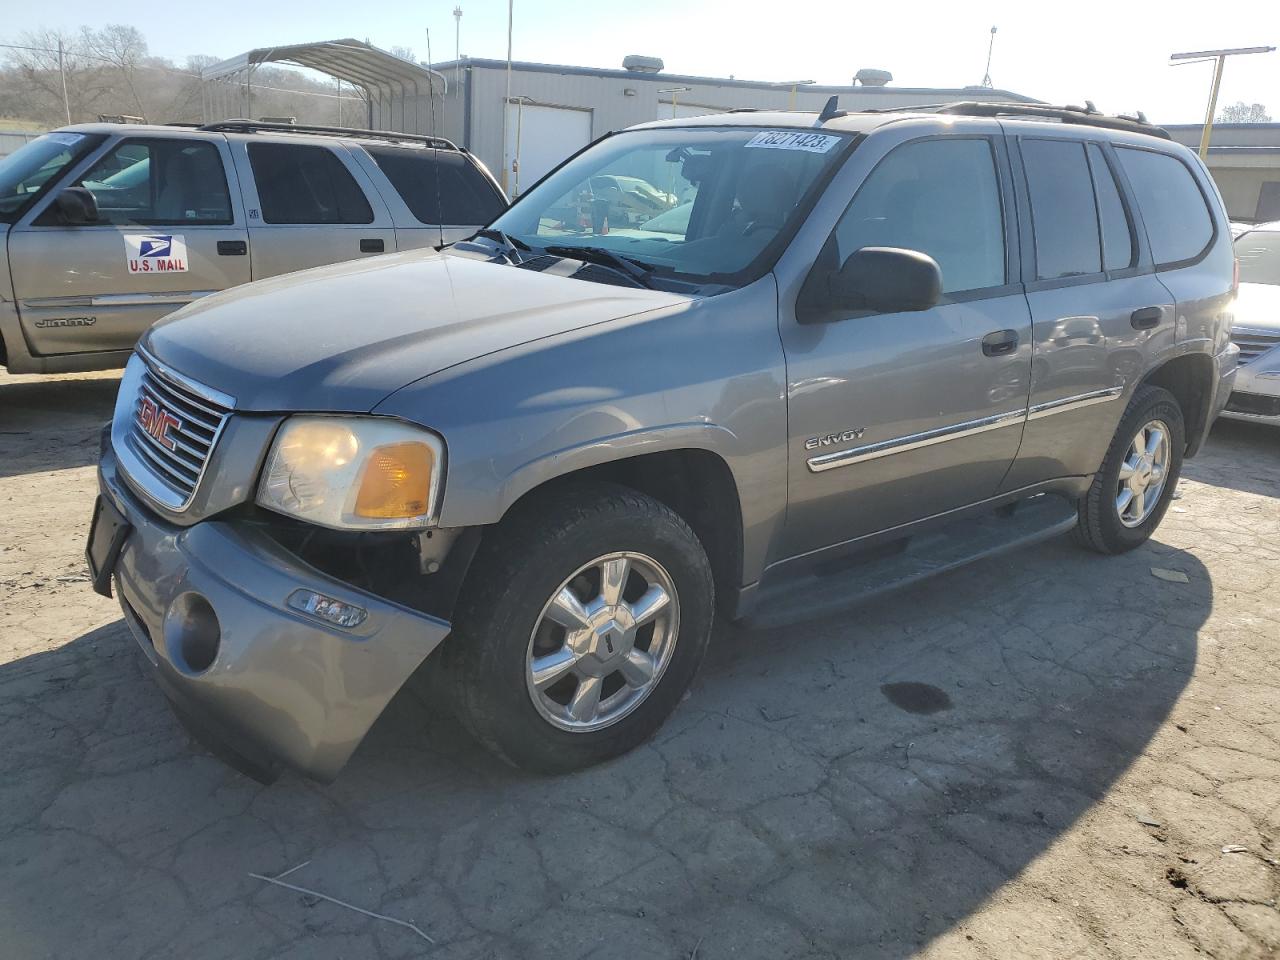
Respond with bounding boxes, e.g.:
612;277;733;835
137;396;181;452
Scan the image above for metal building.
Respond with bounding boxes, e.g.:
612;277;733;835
383;56;1041;197
199;41;1040;200
1163;123;1280;222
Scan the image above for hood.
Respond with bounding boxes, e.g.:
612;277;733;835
143;249;690;412
1234;282;1280;334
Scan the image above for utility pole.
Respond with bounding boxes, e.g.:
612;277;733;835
1170;46;1276;159
503;0;514;195
57;37;71;124
453;6;462;98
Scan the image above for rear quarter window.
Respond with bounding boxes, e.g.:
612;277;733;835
366;146;505;226
1115;147;1215;267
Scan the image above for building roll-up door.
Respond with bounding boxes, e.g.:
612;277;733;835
503;102;592;199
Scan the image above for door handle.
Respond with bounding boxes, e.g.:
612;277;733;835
981;329;1019;357
360;238;385;253
1130;306;1163;330
216;240;247;256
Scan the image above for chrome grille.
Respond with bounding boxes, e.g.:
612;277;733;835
125;357;232;509
1231;328;1280;365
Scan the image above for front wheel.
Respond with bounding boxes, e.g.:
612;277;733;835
442;483;714;772
1074;385;1185;555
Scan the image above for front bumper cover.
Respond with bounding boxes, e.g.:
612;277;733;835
99;448;451;782
1220;337;1280;424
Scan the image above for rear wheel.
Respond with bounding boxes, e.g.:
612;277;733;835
1074;385;1185;554
442;483;714;772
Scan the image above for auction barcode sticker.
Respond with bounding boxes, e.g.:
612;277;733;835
744;131;842;153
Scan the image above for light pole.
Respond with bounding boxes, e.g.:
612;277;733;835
1170;46;1275;159
774;79;815;111
658;85;692;118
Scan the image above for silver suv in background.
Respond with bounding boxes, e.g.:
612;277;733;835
88;102;1238;783
1222;222;1280;424
0;121;505;374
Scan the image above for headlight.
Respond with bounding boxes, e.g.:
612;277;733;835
257;416;443;530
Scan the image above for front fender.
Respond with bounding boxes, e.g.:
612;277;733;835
373;276;789;586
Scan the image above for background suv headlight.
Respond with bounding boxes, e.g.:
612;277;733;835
257;416;444;530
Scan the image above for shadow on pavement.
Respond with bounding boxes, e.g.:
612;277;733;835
1187;418;1280;498
0;375;121;479
0;531;1210;959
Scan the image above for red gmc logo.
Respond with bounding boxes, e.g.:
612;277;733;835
137;396;181;452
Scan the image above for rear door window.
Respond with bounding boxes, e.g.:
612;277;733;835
247;142;373;225
1087;144;1136;272
366;146;505;225
1021;139;1101;280
1115;147;1214;267
64;138;232;226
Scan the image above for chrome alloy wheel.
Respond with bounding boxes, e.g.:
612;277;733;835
1116;419;1171;528
525;552;680;733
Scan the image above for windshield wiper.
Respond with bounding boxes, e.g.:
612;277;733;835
470;228;531;263
543;245;659;289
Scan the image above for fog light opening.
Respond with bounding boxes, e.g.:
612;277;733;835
288;589;368;629
165;592;221;674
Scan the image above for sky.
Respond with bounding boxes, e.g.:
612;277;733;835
4;0;1278;123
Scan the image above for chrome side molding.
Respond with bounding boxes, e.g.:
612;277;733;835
805;385;1125;474
1026;385;1123;421
807;409;1025;473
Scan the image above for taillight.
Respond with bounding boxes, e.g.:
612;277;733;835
1233;257;1240;297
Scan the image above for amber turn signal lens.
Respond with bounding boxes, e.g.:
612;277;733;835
354;441;435;519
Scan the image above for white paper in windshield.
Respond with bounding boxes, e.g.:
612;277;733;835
46;133;86;147
744;131;841;153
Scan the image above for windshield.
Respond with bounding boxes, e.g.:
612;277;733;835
1236;230;1280;286
488;127;853;289
0;132;103;223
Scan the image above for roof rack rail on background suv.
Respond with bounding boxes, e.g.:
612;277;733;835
197;120;460;150
872;101;1170;139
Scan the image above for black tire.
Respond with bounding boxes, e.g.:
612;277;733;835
1074;385;1185;555
440;482;714;773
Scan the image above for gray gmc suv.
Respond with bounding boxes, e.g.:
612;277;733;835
88;102;1239;782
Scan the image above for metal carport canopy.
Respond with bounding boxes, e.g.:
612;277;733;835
202;39;446;132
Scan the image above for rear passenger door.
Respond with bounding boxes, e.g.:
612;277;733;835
355;145;507;250
1002;135;1175;490
233;140;397;279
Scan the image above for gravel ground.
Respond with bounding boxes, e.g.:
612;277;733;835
1;368;1277;960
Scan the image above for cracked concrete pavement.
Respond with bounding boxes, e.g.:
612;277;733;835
1;369;1278;959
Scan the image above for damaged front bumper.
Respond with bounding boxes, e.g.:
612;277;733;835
95;447;451;783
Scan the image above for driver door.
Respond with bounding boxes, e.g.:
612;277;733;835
8;136;250;358
776;132;1032;559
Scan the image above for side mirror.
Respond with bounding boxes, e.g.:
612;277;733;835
53;187;99;225
828;246;942;314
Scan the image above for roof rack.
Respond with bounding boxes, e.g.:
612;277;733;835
871;101;1170;139
197;119;460;150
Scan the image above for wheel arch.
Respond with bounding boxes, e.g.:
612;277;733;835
488;446;746;619
1139;351;1215;457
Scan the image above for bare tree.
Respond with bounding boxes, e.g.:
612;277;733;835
389;46;417;63
1217;101;1272;123
1;29;107;123
81;24;149;119
1;24;368;129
